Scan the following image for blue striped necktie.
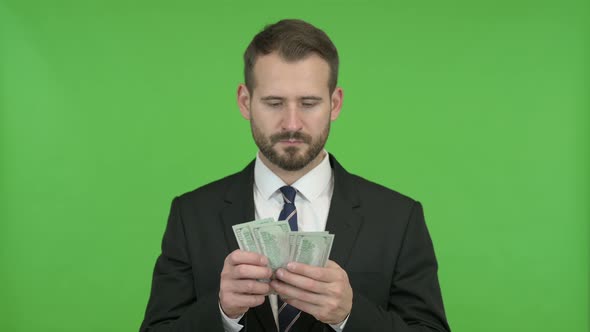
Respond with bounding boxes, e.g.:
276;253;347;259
277;186;301;332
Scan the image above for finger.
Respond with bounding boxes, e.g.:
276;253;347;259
324;260;341;269
275;268;325;294
226;249;269;267
270;279;323;305
285;262;339;283
232;264;273;280
226;279;271;295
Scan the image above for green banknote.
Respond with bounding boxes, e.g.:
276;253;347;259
288;232;329;262
291;233;334;267
232;218;274;253
251;221;291;271
232;219;335;272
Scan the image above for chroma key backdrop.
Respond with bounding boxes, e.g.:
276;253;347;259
1;1;588;331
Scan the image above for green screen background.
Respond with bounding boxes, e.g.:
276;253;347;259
1;1;588;331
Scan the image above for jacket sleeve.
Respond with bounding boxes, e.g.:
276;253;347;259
139;197;226;332
343;201;451;332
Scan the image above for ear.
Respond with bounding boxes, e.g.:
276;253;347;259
237;84;251;120
330;87;343;121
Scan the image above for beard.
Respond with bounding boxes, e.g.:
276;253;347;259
251;119;330;172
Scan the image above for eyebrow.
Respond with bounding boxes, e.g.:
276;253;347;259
260;96;284;101
260;96;323;101
300;96;323;101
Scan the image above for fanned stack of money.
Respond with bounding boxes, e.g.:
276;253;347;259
232;218;334;272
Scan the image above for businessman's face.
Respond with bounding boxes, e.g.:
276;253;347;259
238;52;342;171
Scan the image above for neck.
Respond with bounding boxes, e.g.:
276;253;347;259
259;151;327;185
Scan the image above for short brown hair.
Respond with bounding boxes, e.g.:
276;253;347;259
243;19;339;94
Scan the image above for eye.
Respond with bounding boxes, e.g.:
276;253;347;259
266;101;283;108
302;102;318;108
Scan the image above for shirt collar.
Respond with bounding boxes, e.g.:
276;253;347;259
254;150;333;202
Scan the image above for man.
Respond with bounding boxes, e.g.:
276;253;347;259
140;19;450;332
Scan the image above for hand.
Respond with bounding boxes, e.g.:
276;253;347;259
219;249;273;318
270;260;352;325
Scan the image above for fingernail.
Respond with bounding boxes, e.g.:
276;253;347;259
276;269;284;278
260;257;268;265
287;262;295;270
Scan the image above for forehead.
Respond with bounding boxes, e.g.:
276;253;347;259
251;52;331;97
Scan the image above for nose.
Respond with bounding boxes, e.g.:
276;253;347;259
281;104;303;132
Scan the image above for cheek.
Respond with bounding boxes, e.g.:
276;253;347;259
304;111;331;129
252;113;281;132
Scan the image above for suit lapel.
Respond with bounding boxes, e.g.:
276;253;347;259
221;160;255;252
220;160;277;332
295;155;363;331
324;155;363;269
291;155;365;332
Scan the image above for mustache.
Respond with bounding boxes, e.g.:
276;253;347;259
270;131;312;144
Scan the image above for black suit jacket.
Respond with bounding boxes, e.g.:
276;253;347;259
140;155;450;331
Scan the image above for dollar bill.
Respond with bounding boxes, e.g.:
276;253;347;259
289;231;329;262
232;219;335;273
250;221;291;271
232;218;274;253
291;233;334;267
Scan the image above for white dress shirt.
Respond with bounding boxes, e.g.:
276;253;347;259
220;151;349;331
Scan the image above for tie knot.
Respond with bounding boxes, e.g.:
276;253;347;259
279;186;297;204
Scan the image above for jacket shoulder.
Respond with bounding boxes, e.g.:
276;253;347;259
348;172;418;207
183;172;242;199
329;153;417;207
174;163;253;206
